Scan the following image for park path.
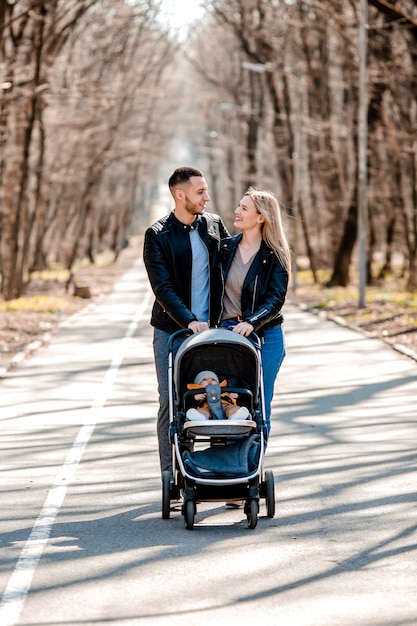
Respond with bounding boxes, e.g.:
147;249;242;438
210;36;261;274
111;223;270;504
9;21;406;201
0;257;416;625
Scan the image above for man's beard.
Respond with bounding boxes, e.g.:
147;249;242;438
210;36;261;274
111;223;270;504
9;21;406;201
184;195;203;216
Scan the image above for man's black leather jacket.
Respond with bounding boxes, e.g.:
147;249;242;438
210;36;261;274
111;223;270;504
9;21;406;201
218;234;289;333
143;211;230;333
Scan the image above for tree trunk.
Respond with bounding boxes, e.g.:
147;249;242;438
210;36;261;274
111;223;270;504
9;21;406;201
377;217;395;278
298;200;319;283
326;201;357;287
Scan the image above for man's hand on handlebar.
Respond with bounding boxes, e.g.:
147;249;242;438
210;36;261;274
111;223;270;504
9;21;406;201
188;320;209;334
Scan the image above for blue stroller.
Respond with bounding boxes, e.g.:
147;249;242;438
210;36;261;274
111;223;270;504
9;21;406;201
162;328;275;529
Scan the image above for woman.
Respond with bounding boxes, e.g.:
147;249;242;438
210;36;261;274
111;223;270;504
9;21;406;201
218;187;291;433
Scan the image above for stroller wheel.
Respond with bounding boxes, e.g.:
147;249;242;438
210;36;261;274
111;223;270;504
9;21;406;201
184;499;196;530
265;470;276;518
246;499;258;529
162;470;171;519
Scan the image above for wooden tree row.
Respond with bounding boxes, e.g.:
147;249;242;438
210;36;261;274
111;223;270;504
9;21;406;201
1;0;416;299
187;0;417;290
0;0;175;300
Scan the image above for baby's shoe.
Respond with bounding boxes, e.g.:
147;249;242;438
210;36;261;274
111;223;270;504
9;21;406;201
186;408;207;422
231;407;250;420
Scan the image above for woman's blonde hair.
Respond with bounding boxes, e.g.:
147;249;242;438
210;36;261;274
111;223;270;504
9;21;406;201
245;187;292;278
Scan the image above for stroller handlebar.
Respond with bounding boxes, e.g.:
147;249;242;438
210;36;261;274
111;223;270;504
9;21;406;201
168;327;261;351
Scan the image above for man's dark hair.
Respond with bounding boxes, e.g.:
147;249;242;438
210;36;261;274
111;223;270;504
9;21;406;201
168;167;203;189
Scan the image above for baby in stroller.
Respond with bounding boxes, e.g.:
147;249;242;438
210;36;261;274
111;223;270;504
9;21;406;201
185;370;250;421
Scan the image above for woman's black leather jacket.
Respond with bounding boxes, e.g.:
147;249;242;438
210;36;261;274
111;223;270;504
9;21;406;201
218;234;289;333
143;211;230;333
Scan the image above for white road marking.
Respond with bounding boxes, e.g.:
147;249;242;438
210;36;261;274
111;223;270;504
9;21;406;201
0;290;152;626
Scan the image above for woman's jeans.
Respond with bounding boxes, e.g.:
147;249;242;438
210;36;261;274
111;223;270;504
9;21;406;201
221;322;286;432
261;325;286;432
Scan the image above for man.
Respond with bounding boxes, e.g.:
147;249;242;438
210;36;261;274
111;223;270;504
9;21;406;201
143;166;230;483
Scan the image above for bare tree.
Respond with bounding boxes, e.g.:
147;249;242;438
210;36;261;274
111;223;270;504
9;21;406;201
0;0;175;299
0;0;100;300
198;0;417;291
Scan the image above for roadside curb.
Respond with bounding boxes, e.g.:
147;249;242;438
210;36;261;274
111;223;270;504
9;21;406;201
0;300;98;379
297;302;417;364
0;338;48;378
0;245;142;380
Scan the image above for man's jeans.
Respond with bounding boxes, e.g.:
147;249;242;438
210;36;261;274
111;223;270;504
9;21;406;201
153;328;173;474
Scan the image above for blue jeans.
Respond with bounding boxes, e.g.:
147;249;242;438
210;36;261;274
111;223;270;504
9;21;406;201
220;322;286;432
261;325;286;432
153;328;172;474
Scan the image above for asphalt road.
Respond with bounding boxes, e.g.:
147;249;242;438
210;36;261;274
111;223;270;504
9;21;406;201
1;256;417;626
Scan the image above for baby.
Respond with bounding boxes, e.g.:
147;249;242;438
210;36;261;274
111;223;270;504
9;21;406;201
185;370;249;421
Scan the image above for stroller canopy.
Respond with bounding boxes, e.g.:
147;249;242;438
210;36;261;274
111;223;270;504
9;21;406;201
173;328;261;406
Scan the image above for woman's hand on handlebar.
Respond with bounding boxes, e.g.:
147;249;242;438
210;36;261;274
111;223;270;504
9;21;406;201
231;321;254;337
